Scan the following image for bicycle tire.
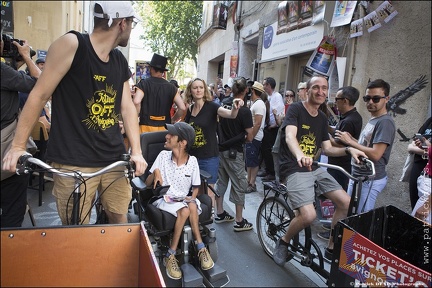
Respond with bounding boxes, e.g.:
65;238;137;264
256;196;299;259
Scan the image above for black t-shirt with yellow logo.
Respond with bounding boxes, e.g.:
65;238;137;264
47;31;131;167
279;102;329;180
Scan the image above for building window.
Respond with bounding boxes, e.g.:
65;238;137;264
218;61;224;79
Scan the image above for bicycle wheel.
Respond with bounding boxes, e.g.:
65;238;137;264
256;196;299;259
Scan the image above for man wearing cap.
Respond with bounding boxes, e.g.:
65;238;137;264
1;23;41;227
145;122;214;280
221;84;233;108
245;82;267;192
35;57;45;70
3;1;147;225
133;53;186;133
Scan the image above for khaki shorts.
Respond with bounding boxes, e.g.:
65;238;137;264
52;163;131;224
285;168;341;210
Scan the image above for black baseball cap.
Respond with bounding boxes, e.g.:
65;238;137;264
165;122;195;146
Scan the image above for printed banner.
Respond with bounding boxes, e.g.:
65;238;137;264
339;229;432;286
277;1;326;35
364;10;382;33
230;41;239;78
304;36;336;78
261;22;324;61
350;18;364;38
312;1;326;25
330;1;357;27
277;1;289;35
376;1;398;24
230;55;238;78
298;0;314;29
286;1;299;32
135;61;150;84
213;3;228;30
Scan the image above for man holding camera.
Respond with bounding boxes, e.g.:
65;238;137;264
1;24;41;227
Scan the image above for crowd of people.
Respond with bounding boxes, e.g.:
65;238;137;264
1;0;430;282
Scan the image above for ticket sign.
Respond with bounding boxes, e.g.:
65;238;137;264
338;229;431;287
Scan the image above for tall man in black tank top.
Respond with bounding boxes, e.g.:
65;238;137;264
3;1;148;225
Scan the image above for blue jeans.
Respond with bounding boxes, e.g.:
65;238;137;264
347;176;387;213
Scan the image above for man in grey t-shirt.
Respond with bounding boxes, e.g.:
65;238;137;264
335;79;396;213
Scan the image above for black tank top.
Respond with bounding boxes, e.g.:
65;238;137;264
47;31;131;166
136;77;177;126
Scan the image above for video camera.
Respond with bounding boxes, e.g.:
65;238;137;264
2;33;36;61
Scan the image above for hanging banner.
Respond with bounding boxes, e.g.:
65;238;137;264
312;1;326;25
304;36;337;78
364;10;382;33
330;1;357;27
277;1;289;35
350;18;364;38
298;0;314;29
376;1;398;23
287;1;300;32
213;3;228;30
278;1;326;34
230;41;238;78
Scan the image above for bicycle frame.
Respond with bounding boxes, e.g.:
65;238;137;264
315;159;375;217
256;158;376;285
17;153;135;225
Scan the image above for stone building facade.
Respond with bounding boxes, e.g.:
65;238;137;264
197;1;431;213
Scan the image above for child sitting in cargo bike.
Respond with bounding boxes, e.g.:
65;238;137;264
145;122;214;280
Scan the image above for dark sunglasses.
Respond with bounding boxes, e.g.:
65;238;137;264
335;97;345;101
363;96;386;103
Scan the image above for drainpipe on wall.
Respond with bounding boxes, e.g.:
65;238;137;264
346;3;365;86
233;0;242;76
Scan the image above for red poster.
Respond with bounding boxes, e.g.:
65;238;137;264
230;55;238;78
339;229;431;286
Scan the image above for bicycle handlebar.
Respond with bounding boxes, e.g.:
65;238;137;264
313;156;375;181
16;152;135;179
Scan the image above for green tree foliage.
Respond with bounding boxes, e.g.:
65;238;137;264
134;1;202;79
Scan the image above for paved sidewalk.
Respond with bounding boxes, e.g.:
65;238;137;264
214;175;333;286
22;174;331;286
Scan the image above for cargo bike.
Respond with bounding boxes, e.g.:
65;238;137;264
2;131;229;287
256;158;431;287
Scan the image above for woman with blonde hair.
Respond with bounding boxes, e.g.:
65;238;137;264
184;78;243;221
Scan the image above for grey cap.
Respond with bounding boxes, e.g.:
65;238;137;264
165;122;195;146
36;57;45;64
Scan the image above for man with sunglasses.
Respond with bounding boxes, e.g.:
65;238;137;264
335;79;396;213
317;86;363;241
